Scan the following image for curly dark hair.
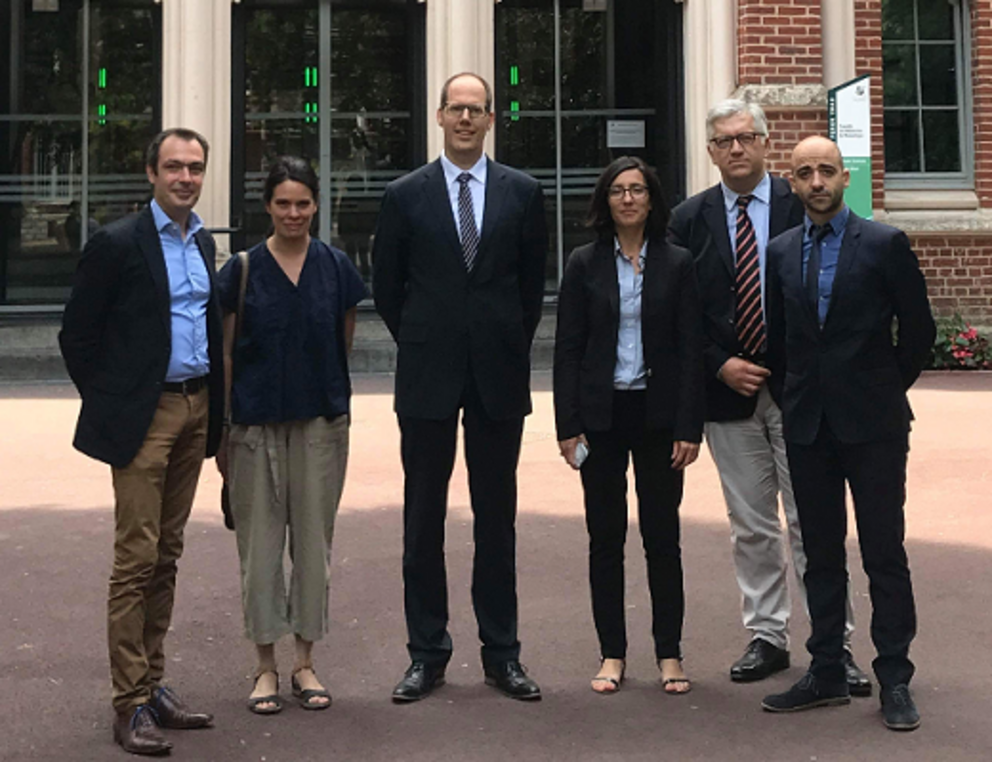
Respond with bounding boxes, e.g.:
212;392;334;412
585;156;670;242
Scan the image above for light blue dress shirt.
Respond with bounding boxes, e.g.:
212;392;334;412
613;238;648;390
150;199;211;382
721;172;772;314
441;152;487;240
802;205;850;326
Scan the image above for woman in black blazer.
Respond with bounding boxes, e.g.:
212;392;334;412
553;156;704;694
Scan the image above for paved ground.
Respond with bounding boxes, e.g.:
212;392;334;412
1;371;990;762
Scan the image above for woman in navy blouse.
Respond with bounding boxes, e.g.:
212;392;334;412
553;156;704;695
216;157;367;714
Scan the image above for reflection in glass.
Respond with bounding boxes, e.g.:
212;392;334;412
884;110;920;172
919;45;957;107
916;0;954;41
923;110;961;172
882;44;917;107
882;0;914;41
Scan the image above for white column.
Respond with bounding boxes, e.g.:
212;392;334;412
161;0;232;249
424;0;496;160
683;0;737;196
822;0;856;88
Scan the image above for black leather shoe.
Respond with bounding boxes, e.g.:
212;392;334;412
484;661;541;701
844;650;872;697
149;685;214;729
730;639;790;682
761;671;850;713
113;705;172;756
392;662;446;703
880;684;920;731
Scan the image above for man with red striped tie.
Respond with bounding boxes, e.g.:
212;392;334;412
669;100;870;694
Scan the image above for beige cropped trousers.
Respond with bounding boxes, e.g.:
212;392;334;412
228;415;349;644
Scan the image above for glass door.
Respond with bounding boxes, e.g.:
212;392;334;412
495;0;683;290
231;0;426;287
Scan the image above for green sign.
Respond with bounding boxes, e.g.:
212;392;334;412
828;74;872;219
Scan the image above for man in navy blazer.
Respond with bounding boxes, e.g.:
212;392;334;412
373;73;548;703
60;129;220;755
669;100;866;692
762;136;935;731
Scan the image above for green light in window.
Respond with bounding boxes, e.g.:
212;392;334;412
98;67;107;89
510;66;519;87
510;100;520;122
304;102;319;124
305;68;310;88
311;67;318;88
98;103;107;125
304;66;318;88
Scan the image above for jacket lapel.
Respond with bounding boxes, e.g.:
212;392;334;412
475;158;508;279
702;185;735;278
421;159;465;269
135;206;171;334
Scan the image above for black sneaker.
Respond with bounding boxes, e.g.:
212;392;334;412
880;684;920;731
762;671;851;713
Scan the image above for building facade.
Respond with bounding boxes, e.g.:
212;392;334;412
2;0;990;322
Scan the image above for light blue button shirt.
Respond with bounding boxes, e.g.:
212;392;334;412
721;172;772;313
441;152;487;240
802;205;850;326
613;238;648;390
150;199;211;382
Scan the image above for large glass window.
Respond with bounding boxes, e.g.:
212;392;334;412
0;0;160;305
231;0;426;286
495;0;683;289
882;0;971;186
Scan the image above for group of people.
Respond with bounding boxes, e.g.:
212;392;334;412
58;72;935;757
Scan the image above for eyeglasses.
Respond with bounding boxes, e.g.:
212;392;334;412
708;132;765;151
442;103;489;119
608;184;649;200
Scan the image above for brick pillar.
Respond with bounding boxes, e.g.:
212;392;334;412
971;2;992;208
853;1;884;211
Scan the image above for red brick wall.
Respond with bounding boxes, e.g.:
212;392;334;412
914;235;992;321
763;108;828;176
853;0;885;210
971;2;992;208
738;0;822;84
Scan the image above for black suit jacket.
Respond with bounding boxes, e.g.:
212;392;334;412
668;176;804;421
59;206;224;468
373;157;548;420
553;239;704;443
765;212;936;446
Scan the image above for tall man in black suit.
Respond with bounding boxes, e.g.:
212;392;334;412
60;128;221;755
761;137;935;731
373;73;548;702
669;100;867;692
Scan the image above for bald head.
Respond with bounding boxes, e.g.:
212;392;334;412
789;136;849;224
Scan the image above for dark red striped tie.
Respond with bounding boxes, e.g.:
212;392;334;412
734;194;764;356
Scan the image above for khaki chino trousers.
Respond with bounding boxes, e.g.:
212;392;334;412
228;415;349;645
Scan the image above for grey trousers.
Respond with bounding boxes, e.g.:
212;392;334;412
229;415;349;644
705;384;855;650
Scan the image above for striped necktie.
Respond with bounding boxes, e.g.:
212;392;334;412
457;172;479;272
734;194;764;356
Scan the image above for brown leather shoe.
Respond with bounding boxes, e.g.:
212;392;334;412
149;686;214;729
113;706;172;756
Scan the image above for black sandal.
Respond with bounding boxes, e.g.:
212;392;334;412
292;666;332;710
591;658;626;694
247;670;283;715
658;658;692;695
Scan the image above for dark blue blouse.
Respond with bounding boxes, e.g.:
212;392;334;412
216;239;368;425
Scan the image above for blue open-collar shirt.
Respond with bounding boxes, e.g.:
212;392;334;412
802;205;850;326
613;237;648;390
151;199;210;382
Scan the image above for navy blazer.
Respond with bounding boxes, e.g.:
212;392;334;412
669;176;804;421
553;238;704;444
372;157;548;421
59;206;224;467
765;211;936;446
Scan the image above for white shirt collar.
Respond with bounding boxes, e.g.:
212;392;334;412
440;152;488;187
720;172;771;213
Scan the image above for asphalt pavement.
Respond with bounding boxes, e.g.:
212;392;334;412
1;371;990;762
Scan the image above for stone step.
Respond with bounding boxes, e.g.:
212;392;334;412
0;307;559;382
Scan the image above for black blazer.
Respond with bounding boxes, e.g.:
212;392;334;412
669;176;804;421
372;157;548;420
765;212;936;446
59;206;224;468
553;239;705;444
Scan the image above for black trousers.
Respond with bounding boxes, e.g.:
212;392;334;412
581;390;685;661
787;421;916;689
398;378;524;670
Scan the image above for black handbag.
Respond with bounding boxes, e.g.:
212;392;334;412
220;249;249;531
